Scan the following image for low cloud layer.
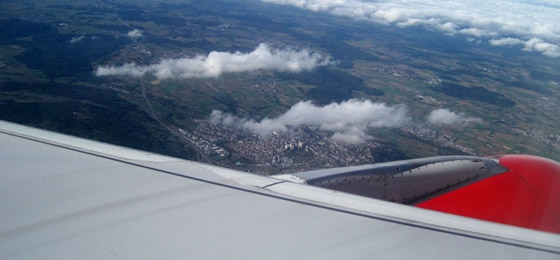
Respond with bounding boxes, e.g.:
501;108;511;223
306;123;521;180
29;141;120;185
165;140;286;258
209;99;410;144
127;29;143;38
69;35;85;43
95;43;330;79
262;0;560;57
427;108;482;125
210;101;483;144
490;37;560;57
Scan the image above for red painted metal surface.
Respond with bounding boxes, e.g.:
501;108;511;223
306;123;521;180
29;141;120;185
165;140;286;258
416;155;560;234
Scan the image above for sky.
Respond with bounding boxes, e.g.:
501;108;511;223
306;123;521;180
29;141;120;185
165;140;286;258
261;0;560;57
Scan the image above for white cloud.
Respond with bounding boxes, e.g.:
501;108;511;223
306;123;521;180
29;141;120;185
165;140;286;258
523;38;560;58
69;35;85;43
490;37;560;57
95;43;330;79
427;108;482;125
127;29;143;38
209;102;484;143
96;63;148;77
209;99;410;144
331;128;372;145
489;37;525;46
262;0;560;57
459;28;493;38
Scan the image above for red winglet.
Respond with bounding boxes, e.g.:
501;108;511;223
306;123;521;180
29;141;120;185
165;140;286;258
416;155;560;234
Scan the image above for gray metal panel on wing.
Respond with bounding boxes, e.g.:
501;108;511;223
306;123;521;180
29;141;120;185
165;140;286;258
1;120;559;259
288;156;508;203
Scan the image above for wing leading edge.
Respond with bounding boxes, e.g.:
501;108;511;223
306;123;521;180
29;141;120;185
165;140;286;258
1;120;559;259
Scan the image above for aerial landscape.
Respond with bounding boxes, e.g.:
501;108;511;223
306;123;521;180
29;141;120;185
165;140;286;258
1;0;559;174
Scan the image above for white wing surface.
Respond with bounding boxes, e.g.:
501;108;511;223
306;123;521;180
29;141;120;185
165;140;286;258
1;120;559;259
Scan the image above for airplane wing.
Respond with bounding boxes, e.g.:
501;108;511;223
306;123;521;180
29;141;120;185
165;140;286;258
276;154;560;234
1;120;559;259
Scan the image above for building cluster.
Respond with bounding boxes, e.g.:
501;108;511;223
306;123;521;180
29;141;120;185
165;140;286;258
176;116;489;174
252;76;280;96
513;128;560;151
184;119;380;174
371;66;425;81
399;126;477;155
535;96;559;111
